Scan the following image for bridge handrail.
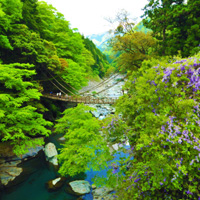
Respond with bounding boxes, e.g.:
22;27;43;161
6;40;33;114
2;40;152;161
43;93;118;104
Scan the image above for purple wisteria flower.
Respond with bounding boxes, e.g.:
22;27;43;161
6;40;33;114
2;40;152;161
151;81;157;86
186;190;193;195
134;178;141;183
162;67;175;82
180;65;186;71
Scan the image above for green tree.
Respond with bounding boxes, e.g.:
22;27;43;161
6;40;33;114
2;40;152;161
110;31;156;73
183;0;200;56
21;0;40;32
3;24;60;70
143;0;185;56
55;104;110;177
107;10;156;73
60;59;88;90
143;0;200;57
0;63;52;155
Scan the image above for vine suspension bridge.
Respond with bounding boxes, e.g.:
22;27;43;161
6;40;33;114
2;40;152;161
41;69;125;104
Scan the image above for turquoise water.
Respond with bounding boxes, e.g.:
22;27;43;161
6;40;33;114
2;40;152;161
1;166;78;200
0;154;106;200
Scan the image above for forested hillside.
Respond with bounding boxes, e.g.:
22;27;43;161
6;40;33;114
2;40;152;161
0;0;112;154
83;36;112;77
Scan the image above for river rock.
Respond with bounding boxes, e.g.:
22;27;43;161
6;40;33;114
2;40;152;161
44;143;58;166
46;177;66;191
93;193;115;200
0;141;44;188
58;137;66;142
0;161;22;187
92;184;97;189
66;180;91;196
92;110;101;118
92;187;114;200
112;143;123;151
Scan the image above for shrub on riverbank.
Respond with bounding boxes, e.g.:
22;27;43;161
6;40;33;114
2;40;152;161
113;53;200;199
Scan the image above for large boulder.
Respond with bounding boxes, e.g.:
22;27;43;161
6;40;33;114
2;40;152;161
66;180;91;196
0;161;22;187
46;177;66;192
44;143;58;166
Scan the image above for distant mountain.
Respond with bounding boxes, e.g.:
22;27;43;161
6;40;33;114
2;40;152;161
87;32;112;52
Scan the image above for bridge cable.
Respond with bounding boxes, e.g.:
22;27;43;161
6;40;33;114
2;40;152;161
46;71;76;95
96;76;126;94
48;78;67;95
57;74;80;94
81;73;118;93
41;67;77;95
45;68;80;94
39;68;74;95
79;73;119;94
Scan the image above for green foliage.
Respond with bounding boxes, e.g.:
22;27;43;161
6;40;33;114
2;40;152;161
0;0;23;49
0;63;52;155
55;104;110;177
102;115;130;144
112;53;200;199
133;21;152;34
143;0;200;57
21;0;40;32
5;24;60;71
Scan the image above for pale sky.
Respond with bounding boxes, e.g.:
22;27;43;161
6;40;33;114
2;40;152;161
43;0;149;36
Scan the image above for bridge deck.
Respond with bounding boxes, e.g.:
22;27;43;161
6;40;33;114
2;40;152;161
43;94;117;104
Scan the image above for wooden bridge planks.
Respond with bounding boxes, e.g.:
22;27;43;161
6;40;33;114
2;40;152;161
42;94;117;104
